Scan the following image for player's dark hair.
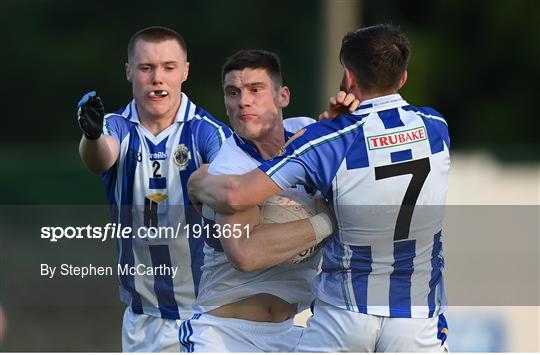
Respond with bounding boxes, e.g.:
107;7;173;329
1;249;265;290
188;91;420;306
127;26;187;61
222;49;283;88
340;24;410;94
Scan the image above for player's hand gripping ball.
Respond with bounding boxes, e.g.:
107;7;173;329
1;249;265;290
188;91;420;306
261;189;327;264
77;91;105;140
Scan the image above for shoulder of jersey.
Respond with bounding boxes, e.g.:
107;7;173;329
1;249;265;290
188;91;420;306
402;105;448;125
192;107;232;137
194;107;228;126
208;137;244;174
104;104;132;121
283;116;316;130
104;112;125;120
278;113;368;157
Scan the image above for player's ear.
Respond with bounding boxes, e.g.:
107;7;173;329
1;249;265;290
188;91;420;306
278;86;290;108
125;62;132;82
181;62;190;83
343;68;356;91
397;70;408;90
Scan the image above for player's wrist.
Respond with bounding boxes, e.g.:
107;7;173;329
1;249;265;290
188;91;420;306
308;212;334;243
82;131;102;140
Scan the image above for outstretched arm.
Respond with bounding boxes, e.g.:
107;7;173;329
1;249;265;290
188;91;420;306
188;167;282;214
79;135;119;174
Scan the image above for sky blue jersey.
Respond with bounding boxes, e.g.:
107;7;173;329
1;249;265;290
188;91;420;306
101;93;231;319
259;94;450;318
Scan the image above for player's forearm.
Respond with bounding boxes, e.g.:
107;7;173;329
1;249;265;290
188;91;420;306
234;219;318;271
218;208;317;271
189;168;283;214
188;169;247;214
79;135;118;174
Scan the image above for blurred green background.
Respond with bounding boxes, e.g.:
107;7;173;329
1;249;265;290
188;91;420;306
0;0;538;205
0;0;538;351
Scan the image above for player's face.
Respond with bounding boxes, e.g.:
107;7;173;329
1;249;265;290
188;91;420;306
223;68;289;142
126;39;189;124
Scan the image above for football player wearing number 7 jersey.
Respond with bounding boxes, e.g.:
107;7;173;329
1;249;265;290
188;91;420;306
77;26;231;352
188;24;450;352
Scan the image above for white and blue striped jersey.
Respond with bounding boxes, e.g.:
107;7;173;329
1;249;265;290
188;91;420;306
101;93;231;319
195;117;321;313
259;94;450;318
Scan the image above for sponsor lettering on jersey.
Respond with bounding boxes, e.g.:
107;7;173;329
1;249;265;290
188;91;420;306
148;151;168;160
367;126;427;150
173;144;191;171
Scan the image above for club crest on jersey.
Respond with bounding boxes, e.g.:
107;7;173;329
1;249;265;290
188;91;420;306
173;144;191;171
276;129;306;157
367;126;427;150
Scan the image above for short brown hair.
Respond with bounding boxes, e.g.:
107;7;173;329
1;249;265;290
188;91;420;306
222;49;283;88
340;24;410;93
127;26;187;62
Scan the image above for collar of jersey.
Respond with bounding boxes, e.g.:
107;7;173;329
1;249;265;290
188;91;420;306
233;130;294;163
120;92;195;124
352;93;408;116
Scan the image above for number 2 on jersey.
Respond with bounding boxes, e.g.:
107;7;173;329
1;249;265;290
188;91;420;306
375;157;431;241
152;161;162;178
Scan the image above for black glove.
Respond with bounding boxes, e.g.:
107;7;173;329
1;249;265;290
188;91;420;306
77;91;104;140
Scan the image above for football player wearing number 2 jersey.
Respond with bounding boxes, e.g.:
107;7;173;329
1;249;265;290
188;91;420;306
77;26;231;352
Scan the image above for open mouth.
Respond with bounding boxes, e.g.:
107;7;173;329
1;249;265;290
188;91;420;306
148;90;169;98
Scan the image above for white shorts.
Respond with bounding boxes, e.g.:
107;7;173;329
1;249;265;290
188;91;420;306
122;307;183;352
296;300;449;352
179;313;303;352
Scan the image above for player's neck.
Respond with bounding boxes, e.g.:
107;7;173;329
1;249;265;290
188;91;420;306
249;126;286;160
138;110;177;136
357;89;399;103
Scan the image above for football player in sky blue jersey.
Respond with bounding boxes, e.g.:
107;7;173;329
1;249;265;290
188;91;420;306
179;49;336;352
188;24;450;352
77;26;231;352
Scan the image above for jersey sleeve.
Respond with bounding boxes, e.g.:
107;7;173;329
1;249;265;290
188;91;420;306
205;124;232;162
103;113;129;143
192;110;232;163
260;155;312;190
